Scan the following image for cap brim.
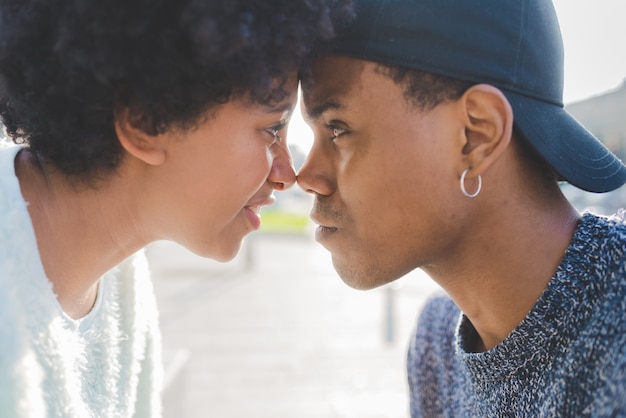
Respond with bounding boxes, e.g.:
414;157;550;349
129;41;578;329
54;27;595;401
504;91;626;193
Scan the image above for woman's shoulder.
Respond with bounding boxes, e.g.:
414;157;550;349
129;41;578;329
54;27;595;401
102;250;159;325
0;142;25;200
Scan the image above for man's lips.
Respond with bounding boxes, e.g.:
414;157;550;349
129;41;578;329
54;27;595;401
314;224;338;244
310;211;338;236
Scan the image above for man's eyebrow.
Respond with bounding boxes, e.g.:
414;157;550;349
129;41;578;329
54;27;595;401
305;99;345;121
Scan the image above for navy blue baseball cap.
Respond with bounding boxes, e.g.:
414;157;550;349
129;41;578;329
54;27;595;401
321;0;626;193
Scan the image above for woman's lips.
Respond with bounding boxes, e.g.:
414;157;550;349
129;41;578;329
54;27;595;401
243;195;276;230
244;206;262;230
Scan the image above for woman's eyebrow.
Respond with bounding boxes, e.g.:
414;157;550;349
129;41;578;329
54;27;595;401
264;102;295;115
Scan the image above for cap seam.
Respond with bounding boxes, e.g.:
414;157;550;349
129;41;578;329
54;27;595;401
511;1;527;91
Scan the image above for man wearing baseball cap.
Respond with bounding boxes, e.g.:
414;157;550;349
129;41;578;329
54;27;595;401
297;0;626;415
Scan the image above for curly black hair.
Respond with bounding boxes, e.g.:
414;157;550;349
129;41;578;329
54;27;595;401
0;0;354;179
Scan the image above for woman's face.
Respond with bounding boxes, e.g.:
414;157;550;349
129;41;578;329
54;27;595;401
142;76;298;261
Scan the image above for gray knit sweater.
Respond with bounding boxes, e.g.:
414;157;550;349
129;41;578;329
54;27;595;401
408;212;626;417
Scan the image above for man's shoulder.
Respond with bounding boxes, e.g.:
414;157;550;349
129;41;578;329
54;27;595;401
587;211;626;249
573;212;626;281
596;212;626;285
417;292;460;330
411;292;461;351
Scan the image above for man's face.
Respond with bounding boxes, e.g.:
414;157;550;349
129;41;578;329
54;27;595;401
298;56;468;289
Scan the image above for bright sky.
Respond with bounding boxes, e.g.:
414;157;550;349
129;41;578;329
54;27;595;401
290;1;626;152
553;0;626;104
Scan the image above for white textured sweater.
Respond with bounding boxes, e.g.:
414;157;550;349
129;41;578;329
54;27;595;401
0;144;163;417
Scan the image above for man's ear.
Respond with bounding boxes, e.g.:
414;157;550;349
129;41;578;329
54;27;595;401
114;108;167;166
459;84;513;176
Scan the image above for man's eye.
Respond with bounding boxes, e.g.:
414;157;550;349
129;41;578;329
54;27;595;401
327;125;348;140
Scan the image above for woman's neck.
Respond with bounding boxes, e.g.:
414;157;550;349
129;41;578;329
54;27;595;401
14;149;147;319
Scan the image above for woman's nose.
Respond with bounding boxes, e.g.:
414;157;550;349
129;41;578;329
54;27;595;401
269;143;296;191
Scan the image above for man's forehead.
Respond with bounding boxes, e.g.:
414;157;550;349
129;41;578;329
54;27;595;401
302;55;368;117
308;55;365;88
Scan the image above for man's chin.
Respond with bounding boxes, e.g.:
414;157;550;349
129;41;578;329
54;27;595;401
333;258;388;291
333;255;410;290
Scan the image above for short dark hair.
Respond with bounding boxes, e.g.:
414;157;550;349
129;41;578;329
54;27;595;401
375;64;472;111
0;0;354;180
376;63;558;186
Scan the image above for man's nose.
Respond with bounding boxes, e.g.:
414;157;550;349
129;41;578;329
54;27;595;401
296;143;334;197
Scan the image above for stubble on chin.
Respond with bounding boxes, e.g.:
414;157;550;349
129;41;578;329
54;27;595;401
332;256;378;291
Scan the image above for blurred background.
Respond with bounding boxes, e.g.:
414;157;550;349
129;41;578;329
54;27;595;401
150;232;440;418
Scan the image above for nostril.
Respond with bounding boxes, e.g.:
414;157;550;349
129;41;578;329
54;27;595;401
273;182;285;191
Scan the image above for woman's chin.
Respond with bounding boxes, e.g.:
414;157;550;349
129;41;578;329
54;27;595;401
203;239;245;262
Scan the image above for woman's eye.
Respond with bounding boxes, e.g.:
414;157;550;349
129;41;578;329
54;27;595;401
265;128;281;145
265;122;286;145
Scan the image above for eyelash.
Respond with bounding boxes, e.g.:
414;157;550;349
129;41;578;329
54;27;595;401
326;124;348;140
265;122;287;145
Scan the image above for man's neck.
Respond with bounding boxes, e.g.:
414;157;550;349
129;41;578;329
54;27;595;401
424;197;580;351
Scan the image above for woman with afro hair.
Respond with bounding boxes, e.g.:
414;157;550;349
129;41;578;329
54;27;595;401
0;0;353;416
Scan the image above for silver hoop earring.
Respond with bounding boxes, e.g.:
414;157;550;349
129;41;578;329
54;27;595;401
460;169;482;198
